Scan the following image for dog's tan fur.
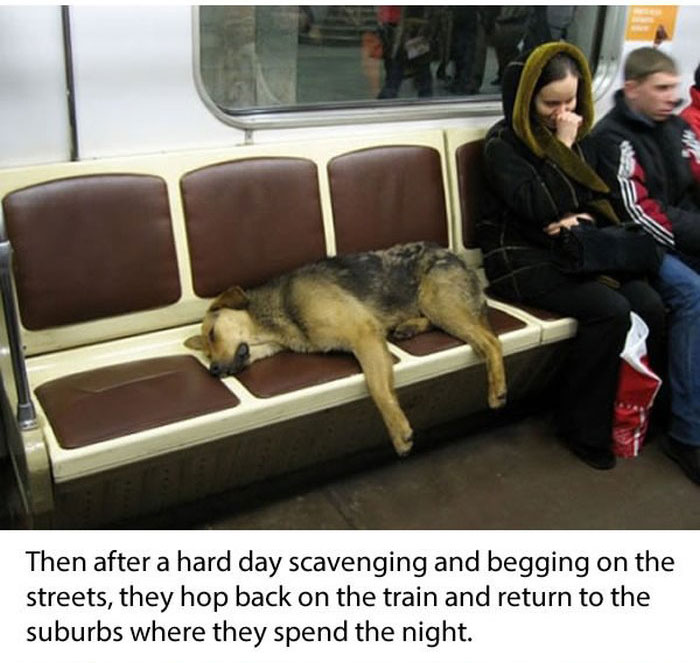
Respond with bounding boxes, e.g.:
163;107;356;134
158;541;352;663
186;242;506;456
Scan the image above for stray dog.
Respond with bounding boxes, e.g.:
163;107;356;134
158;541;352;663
185;242;506;456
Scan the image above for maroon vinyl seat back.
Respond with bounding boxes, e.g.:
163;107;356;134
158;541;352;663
181;156;356;399
328;142;525;355
2;174;239;451
455;139;486;249
2;174;181;330
455;139;566;323
181;157;327;297
328;145;448;254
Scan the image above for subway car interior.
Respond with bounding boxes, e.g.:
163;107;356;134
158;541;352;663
1;5;699;529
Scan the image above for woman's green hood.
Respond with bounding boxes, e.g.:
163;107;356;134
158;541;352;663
503;42;595;155
501;41;616;214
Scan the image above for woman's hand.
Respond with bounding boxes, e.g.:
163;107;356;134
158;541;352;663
554;110;583;148
544;212;594;236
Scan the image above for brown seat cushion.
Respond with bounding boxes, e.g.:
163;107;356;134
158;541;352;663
235;351;363;398
486;295;569;322
328;145;448;254
3;174;180;330
35;356;239;449
181;157;326;297
234;308;524;395
393;307;526;356
512;304;569;321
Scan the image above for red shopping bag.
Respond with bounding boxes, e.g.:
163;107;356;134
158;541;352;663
612;312;662;458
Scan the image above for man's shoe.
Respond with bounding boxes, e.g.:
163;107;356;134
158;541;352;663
568;443;617;470
663;437;700;484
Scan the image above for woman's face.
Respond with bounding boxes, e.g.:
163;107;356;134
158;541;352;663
533;73;579;129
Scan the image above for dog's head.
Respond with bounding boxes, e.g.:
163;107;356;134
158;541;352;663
185;286;256;377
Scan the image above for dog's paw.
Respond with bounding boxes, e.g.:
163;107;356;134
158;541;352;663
489;390;507;409
390;318;431;341
390;329;415;341
392;431;414;457
390;326;419;341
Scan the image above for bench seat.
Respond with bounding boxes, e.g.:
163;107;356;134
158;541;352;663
24;302;539;486
0;128;574;526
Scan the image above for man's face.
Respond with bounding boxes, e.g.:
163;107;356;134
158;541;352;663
624;71;680;122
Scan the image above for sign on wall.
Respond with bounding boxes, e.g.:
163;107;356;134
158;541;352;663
625;5;678;43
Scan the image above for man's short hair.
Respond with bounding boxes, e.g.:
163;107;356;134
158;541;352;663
624;47;677;82
695;62;700;89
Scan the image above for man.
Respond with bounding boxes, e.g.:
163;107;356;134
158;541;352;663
593;47;700;484
679;62;700;138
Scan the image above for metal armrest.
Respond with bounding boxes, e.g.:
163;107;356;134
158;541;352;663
0;209;37;430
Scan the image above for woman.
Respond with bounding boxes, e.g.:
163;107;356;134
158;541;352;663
478;42;666;469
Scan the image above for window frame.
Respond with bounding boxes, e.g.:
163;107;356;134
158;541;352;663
192;6;628;130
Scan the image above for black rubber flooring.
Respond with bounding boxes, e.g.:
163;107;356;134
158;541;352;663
134;413;700;529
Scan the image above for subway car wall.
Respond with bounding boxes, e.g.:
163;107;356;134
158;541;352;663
1;5;699;167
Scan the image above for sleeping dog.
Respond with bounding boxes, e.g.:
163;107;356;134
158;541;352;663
186;242;506;456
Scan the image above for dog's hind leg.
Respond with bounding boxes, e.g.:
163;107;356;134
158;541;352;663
419;268;507;409
303;289;413;456
349;326;414;457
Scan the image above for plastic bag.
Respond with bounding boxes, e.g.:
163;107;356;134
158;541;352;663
612;312;662;458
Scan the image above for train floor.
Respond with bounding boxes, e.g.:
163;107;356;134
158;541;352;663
120;411;700;529
2;411;699;530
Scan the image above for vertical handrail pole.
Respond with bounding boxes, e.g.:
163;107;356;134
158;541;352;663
0;209;37;430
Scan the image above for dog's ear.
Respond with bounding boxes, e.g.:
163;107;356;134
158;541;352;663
184;335;205;351
209;285;249;311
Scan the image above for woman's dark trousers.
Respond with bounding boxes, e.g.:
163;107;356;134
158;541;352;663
525;278;665;451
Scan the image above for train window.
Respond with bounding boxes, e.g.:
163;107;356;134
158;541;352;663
196;5;616;127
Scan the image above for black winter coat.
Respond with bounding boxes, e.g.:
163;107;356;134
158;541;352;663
479;124;615;300
477;43;619;302
592;90;700;255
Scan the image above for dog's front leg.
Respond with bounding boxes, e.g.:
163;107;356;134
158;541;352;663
351;335;414;457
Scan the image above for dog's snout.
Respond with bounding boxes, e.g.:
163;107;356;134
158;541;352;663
209;347;248;378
